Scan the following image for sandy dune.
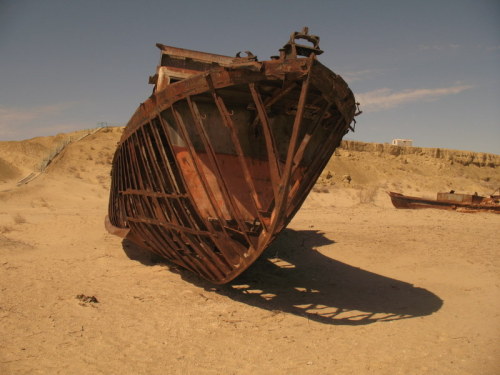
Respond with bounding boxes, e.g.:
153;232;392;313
1;128;499;374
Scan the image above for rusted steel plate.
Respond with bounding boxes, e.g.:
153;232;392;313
107;28;359;283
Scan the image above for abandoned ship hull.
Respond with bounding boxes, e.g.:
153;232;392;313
107;30;357;283
388;192;500;213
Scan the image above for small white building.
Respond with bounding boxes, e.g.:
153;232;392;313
391;139;413;147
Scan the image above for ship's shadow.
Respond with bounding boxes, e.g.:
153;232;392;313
123;229;443;325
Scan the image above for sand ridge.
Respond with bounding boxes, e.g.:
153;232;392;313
0;128;499;374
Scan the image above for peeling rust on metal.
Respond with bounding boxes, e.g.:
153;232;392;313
107;28;358;283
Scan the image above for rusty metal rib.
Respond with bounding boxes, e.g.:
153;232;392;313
263;82;298;108
210;92;268;233
185;97;243;226
186;96;268;238
126;216;211;236
152;114;233;274
209;92;260;247
248;83;282;203
131;219;213;279
268;63;312;234
147;120;206;233
169;103;242;264
117;153;128;225
285;116;347;223
203;74;261;247
169;104;230;227
143;120;225;275
131;119;227;277
291;102;332;168
122;189;188;199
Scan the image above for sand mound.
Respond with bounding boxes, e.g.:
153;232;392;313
43;127;122;188
0;141;48;176
0;157;21;183
0;129;101;179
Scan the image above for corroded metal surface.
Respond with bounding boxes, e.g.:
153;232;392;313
107;28;358;283
388;191;500;213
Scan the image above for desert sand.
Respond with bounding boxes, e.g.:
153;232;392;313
1;127;499;374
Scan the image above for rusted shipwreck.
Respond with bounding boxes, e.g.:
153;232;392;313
388;191;500;213
106;28;358;283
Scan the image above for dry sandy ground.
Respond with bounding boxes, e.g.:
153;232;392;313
1;129;499;374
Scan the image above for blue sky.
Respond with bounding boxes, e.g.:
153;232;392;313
1;0;499;154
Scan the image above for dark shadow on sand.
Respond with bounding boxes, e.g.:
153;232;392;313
122;228;443;325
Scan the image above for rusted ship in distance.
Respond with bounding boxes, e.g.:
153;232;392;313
106;28;358;283
388;191;500;214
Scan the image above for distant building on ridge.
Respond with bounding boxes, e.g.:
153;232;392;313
391;139;413;147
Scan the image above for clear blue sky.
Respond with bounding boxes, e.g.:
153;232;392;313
1;0;499;154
